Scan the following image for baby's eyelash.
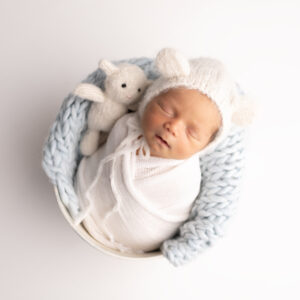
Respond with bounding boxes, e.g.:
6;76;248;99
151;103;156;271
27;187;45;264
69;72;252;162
187;128;200;140
158;103;173;115
187;129;195;138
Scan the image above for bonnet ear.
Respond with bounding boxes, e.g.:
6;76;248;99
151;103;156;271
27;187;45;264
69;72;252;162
155;48;191;78
98;59;119;76
230;85;258;127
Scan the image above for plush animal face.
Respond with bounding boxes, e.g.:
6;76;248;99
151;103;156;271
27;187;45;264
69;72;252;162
103;63;151;105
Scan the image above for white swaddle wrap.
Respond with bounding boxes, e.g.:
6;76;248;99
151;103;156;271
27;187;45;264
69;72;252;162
74;112;201;254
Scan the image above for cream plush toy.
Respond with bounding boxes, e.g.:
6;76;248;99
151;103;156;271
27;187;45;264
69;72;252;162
73;60;152;156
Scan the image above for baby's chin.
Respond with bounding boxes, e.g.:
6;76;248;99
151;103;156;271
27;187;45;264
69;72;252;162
149;148;189;160
149;151;169;159
147;144;170;159
144;134;190;160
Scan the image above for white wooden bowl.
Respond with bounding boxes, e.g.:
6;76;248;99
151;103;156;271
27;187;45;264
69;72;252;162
54;186;163;261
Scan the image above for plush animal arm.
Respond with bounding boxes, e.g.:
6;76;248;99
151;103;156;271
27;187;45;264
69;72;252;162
73;83;105;103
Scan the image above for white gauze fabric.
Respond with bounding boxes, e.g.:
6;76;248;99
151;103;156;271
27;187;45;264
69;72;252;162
74;112;201;254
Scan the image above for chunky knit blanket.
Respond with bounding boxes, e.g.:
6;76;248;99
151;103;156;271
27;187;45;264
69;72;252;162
42;57;246;267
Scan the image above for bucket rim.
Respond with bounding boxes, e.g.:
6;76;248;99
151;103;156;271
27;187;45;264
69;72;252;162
54;186;163;261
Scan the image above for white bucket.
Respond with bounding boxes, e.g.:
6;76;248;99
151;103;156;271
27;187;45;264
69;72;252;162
54;186;163;261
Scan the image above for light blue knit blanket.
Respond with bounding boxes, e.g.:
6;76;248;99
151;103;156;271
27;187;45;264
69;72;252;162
42;57;246;267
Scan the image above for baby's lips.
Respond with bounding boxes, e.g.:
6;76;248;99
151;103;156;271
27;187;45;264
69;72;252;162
157;134;171;148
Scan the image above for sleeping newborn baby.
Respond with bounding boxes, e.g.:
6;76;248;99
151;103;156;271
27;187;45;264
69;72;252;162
74;48;251;254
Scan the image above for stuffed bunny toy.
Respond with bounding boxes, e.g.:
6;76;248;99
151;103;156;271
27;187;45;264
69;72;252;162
73;60;152;156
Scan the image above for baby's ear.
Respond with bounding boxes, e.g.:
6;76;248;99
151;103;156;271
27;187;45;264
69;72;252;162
155;48;190;78
231;89;259;127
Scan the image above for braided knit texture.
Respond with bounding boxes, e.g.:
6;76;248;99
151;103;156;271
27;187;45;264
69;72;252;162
42;57;246;267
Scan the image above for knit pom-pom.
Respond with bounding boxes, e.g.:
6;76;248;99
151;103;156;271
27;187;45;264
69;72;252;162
231;93;259;127
155;48;190;78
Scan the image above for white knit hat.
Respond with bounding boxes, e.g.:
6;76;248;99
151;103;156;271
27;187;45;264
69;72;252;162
137;48;256;157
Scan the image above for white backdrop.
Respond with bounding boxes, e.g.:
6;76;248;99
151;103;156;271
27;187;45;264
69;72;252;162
1;0;299;299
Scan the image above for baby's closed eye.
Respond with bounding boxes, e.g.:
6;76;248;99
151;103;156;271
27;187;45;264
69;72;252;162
157;102;173;115
187;127;201;140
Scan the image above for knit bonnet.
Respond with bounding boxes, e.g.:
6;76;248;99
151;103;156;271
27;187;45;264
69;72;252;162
137;48;256;157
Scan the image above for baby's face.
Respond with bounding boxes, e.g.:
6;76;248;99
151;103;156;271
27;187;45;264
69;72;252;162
141;87;222;159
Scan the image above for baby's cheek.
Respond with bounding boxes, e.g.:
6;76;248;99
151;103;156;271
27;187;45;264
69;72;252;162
174;138;192;158
146;113;161;130
141;113;152;130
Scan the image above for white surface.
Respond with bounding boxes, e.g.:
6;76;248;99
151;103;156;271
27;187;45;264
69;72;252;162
0;0;299;299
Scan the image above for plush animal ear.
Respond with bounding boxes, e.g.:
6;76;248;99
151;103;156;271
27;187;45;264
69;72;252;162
98;59;119;75
231;88;259;127
155;48;190;78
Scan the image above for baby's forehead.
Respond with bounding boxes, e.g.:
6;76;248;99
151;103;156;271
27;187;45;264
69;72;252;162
156;88;211;107
159;87;206;99
153;88;222;128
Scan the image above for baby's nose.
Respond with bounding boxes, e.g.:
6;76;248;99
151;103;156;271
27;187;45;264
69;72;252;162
165;119;184;136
